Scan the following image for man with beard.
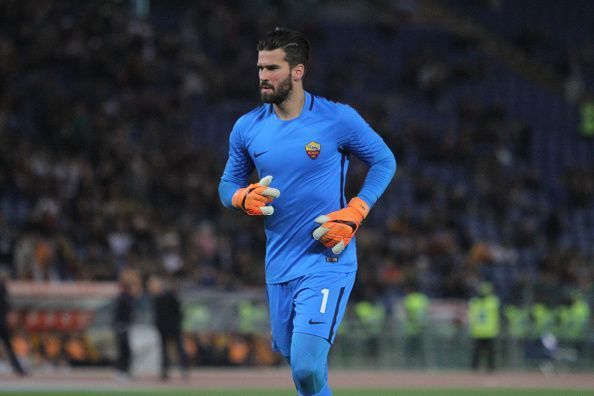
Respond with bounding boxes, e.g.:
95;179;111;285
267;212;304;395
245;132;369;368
218;28;396;396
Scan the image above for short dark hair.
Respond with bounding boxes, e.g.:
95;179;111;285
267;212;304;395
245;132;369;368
257;27;310;69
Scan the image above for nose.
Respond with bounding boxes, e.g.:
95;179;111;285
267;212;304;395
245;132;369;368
259;68;270;81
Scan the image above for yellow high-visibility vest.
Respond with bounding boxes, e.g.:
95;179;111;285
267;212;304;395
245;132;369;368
403;292;429;336
469;295;500;339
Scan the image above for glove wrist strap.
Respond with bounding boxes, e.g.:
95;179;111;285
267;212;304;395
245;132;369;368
231;188;245;209
348;197;370;220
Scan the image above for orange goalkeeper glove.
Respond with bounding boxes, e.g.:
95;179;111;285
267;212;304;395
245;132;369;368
312;197;370;254
232;175;281;216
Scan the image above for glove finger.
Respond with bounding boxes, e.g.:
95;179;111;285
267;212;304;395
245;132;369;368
248;195;269;205
314;215;330;224
259;175;273;187
312;226;330;240
320;234;336;247
260;206;274;215
332;240;346;254
261;187;280;198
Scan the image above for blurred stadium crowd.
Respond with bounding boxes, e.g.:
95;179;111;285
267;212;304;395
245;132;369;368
0;0;593;310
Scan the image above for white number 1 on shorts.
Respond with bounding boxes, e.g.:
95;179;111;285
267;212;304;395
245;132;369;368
320;288;329;313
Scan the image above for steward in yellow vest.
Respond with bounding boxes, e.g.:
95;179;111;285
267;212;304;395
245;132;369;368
468;282;500;372
557;291;590;348
402;285;429;368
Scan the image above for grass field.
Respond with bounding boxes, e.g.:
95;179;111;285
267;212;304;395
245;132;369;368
2;390;594;396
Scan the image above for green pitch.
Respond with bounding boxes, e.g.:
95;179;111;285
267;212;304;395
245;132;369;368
2;390;593;396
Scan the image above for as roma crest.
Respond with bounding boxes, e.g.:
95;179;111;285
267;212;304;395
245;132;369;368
305;141;321;160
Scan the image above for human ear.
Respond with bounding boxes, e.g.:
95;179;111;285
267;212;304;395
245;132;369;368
292;64;305;81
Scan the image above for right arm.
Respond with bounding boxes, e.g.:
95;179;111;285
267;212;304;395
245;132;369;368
218;120;254;208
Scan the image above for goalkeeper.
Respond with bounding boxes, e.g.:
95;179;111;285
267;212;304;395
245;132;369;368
219;28;396;396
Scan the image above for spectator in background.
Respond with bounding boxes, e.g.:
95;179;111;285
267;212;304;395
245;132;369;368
354;297;387;363
0;215;16;273
148;274;189;381
557;290;590;352
402;281;430;369
468;281;500;372
503;293;530;366
0;270;27;376
112;273;139;381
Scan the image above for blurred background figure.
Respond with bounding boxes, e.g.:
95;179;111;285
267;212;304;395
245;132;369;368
502;292;530;369
402;281;429;369
535;289;591;374
0;270;27;376
557;289;590;352
112;270;140;381
147;274;188;381
354;295;387;365
468;281;500;372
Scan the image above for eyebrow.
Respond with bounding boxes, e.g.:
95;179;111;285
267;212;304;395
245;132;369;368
257;64;281;69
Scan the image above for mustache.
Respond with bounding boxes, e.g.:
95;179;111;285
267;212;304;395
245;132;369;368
260;83;273;89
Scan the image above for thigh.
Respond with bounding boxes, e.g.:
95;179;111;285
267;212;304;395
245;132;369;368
293;271;356;344
266;281;296;357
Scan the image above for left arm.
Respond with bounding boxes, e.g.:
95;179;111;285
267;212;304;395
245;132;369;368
341;105;396;208
312;105;396;254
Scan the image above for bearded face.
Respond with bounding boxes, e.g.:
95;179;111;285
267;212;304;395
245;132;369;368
260;72;293;105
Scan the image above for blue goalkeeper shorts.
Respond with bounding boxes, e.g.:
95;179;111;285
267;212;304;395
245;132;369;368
266;271;356;357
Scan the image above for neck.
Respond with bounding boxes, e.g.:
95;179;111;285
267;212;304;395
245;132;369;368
273;84;305;120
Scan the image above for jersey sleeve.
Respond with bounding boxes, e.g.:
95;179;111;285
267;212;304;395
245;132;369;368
218;118;255;208
339;105;397;208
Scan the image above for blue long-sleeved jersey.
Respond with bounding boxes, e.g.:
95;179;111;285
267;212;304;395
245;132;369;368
219;92;396;284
